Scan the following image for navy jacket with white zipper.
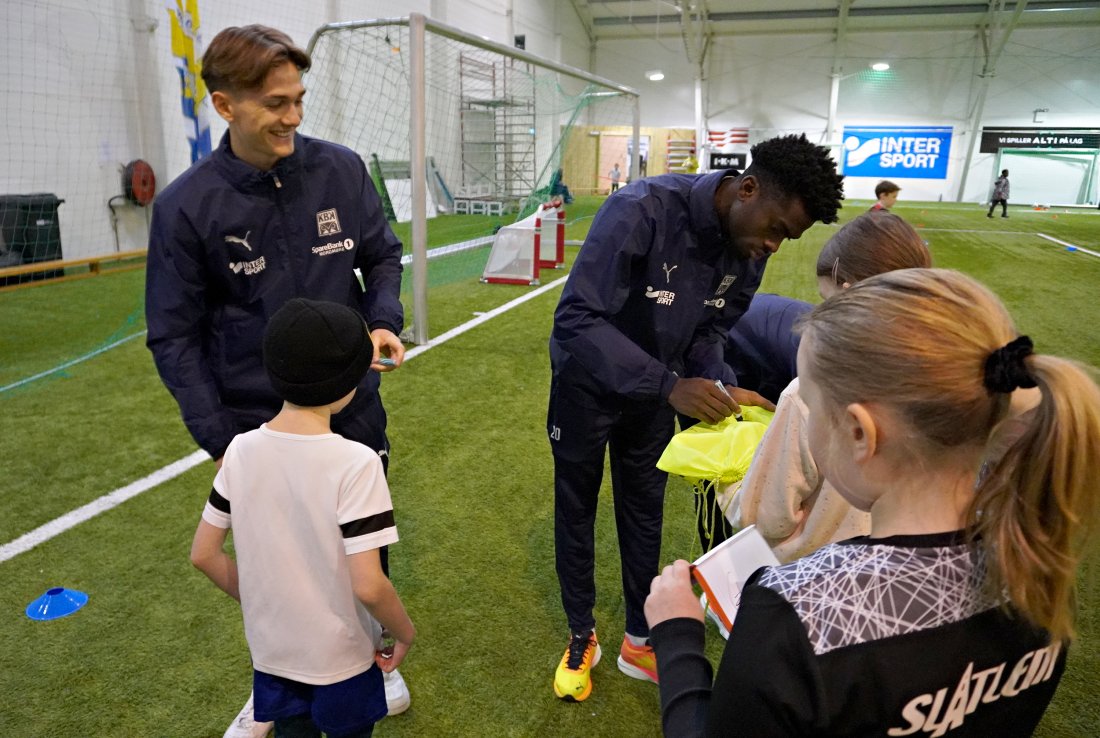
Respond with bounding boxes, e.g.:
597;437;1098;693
145;132;403;459
549;169;767;404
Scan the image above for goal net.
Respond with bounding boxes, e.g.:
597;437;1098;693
481;201;565;286
300;14;639;342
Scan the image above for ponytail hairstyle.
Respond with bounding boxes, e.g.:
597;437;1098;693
815;211;931;288
801;268;1100;641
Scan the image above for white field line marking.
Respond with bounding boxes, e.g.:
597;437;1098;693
403;275;567;361
917;228;1035;235
0;450;208;563
0;277;569;563
897;203;1100;213
398;236;493;265
1036;232;1100;259
0;331;147;394
3;231;550;394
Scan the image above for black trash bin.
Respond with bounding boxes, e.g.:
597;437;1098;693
0;193;65;286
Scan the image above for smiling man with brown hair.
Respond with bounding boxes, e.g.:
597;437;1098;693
145;24;409;737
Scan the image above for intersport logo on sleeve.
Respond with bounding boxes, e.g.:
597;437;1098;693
842;126;953;180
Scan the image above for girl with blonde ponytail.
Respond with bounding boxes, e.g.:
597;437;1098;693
645;268;1100;737
971;338;1100;642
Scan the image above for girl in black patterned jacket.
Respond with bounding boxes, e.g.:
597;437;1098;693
645;268;1100;737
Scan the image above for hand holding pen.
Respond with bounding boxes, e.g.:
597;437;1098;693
714;379;744;421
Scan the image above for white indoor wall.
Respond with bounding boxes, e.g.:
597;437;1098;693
1;0;591;260
1;0;154;260
596;25;1100;203
514;1;593;71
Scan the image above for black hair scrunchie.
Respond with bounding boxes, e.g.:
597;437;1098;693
983;335;1038;394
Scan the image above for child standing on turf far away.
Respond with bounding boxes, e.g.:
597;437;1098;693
191;298;414;738
988;169;1010;218
645;268;1100;736
869;179;900;211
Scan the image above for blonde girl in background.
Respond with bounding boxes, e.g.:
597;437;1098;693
724;211;932;563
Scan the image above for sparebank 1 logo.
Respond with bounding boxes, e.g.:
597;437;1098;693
842;126;953;180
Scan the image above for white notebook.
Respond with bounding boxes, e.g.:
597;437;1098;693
691;525;780;632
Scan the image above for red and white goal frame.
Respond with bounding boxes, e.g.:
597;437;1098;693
481;199;566;285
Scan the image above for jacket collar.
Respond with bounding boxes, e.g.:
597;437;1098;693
212;130;304;190
688;168;739;259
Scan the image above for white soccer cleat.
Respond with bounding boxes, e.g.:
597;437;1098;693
222;691;273;738
384;668;411;715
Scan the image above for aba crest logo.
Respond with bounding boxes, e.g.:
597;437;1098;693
316;208;342;237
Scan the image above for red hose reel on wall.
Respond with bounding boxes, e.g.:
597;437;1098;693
109;159;157;252
122;159;156;206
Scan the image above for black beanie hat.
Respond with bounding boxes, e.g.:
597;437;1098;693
263;298;375;406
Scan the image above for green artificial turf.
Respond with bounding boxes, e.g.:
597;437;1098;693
1;201;1098;736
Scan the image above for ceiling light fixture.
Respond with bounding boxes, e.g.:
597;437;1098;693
646;70;665;81
870;62;890;72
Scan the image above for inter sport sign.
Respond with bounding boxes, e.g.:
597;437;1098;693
842;126;953;180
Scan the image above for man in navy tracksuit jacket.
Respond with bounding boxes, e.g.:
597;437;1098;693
548;134;844;702
144;26;408;731
145;129;402;462
145;40;403;467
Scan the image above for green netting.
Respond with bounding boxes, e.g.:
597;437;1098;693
301;19;638;339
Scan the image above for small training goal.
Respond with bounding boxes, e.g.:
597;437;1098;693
481;199;565;285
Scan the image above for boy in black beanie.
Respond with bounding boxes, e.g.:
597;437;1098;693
190;298;415;738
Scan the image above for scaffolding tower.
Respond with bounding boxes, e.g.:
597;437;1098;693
459;51;537;206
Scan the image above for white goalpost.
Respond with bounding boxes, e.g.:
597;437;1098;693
302;13;640;344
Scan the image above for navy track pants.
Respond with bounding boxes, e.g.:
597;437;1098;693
548;376;675;637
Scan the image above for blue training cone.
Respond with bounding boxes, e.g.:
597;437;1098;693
1067;246;1078;252
25;587;88;621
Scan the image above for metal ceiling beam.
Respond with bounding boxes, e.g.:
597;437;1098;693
957;0;1030;201
569;0;596;43
589;1;1100;26
830;0;853;79
826;0;853;149
679;3;712;160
